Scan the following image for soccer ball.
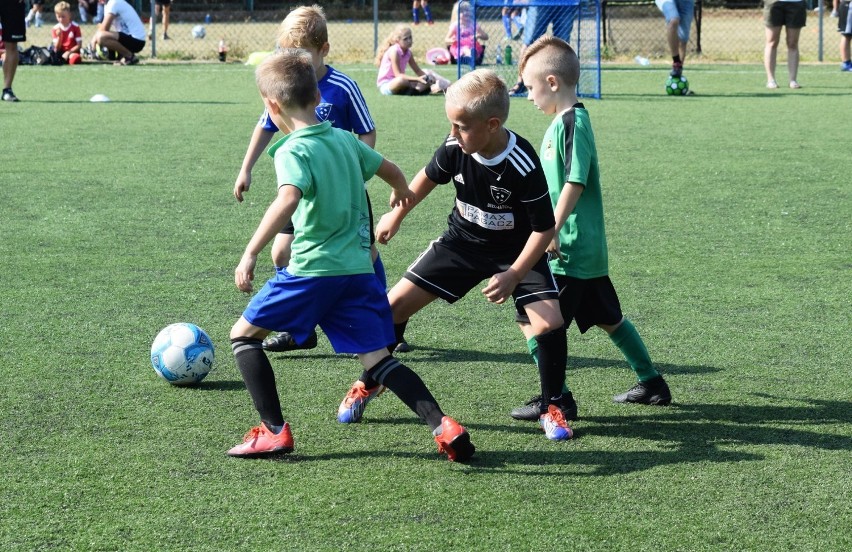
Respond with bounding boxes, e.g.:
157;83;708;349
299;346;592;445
665;75;689;96
150;323;215;386
192;25;206;39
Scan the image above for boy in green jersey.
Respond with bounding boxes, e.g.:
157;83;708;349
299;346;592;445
227;49;474;462
511;36;672;420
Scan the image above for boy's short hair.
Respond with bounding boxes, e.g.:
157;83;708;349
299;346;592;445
54;1;71;14
519;36;580;88
445;69;510;124
255;49;318;111
277;4;328;50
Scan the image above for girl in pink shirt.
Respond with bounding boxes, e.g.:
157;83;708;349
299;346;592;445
376;25;449;96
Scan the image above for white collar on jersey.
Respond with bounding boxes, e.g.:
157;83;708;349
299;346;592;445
472;130;517;167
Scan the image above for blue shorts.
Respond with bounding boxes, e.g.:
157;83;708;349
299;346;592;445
655;0;695;43
242;270;396;354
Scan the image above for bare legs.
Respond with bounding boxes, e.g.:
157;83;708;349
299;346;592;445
764;25;801;88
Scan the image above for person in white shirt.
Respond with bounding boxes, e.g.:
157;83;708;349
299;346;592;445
91;0;146;65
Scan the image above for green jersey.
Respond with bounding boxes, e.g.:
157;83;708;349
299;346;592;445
540;105;608;279
268;121;383;277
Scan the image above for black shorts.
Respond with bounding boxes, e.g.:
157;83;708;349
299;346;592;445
156;0;172;5
516;274;623;333
403;235;558;309
0;0;27;43
119;33;146;54
279;190;376;245
840;1;852;37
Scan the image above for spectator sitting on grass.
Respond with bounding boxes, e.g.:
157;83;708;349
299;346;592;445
376;24;449;95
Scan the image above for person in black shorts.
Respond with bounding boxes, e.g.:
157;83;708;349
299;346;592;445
91;0;146;65
335;69;575;442
511;37;672;422
1;0;25;102
149;0;172;41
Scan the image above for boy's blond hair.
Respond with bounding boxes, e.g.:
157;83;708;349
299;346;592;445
255;49;318;111
276;5;328;49
444;69;509;124
375;24;410;65
519;36;580;89
54;1;71;14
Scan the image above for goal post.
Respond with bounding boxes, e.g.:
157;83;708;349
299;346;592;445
455;0;601;99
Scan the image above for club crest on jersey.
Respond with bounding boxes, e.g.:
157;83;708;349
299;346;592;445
490;186;511;204
542;139;555;161
454;173;465;184
316;102;333;123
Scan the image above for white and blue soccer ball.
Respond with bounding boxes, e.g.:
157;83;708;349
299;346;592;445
192;25;206;39
150;323;215;386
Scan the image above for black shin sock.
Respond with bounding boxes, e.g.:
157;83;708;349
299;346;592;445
534;326;568;406
231;337;284;428
357;321;410;387
367;355;444;431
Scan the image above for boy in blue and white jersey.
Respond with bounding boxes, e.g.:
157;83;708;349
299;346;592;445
233;5;385;353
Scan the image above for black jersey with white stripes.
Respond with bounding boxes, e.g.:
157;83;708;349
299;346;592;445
425;129;555;256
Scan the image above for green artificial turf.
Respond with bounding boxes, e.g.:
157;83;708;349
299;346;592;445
1;62;849;551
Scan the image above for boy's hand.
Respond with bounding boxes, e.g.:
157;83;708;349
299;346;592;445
375;212;401;245
546;236;563;260
234;253;258;293
389;187;415;209
481;268;521;304
233;171;251;202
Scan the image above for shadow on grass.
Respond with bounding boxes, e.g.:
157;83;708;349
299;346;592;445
22;100;240;105
469;395;852;475
195;352;717;392
603;90;852;100
301;396;851;476
393;346;719;376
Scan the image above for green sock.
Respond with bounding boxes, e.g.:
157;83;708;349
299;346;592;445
610;319;659;382
527;335;570;394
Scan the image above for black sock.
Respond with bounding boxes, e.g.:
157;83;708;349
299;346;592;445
367;355;444;431
231;337;284;428
534;326;567;407
673;55;682;64
355;320;410;387
384;320;408;354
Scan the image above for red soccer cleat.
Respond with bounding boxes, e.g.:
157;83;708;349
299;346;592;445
227;422;294;457
434;416;475;462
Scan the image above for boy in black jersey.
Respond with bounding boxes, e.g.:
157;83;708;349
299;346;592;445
336;69;573;441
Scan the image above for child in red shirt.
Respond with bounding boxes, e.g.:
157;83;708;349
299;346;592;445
52;2;83;65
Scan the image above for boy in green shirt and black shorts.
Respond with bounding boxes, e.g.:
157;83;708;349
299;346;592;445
511;36;672;421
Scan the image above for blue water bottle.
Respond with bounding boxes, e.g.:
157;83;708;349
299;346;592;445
205;13;212;24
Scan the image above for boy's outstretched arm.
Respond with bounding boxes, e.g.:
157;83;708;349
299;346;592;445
375;167;438;245
234;125;276;202
548;182;584;259
481;226;556;305
235;185;301;293
374;158;414;208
